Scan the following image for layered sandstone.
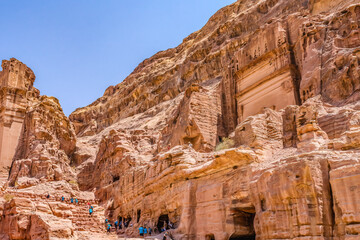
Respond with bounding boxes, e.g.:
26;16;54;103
0;59;37;173
8;95;77;187
1;0;360;240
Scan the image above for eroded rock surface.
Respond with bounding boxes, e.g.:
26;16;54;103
0;59;37;173
1;0;360;239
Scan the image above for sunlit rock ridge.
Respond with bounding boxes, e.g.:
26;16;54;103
0;0;360;239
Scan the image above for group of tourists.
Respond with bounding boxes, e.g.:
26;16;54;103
101;215;175;239
139;226;174;240
60;195;79;204
46;194;96;217
104;218;127;233
138;226;152;236
46;194;81;205
138;221;175;239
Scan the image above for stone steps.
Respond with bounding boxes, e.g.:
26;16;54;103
267;125;281;139
4;190;114;237
318;113;350;139
0;172;9;189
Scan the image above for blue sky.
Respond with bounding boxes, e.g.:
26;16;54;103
0;0;236;116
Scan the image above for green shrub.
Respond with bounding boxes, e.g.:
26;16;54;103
3;193;14;202
68;180;78;188
215;138;235;151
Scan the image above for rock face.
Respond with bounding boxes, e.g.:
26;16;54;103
0;59;37;173
0;184;114;240
8;95;77;188
1;0;360;239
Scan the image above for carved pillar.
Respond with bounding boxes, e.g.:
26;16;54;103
0;58;35;172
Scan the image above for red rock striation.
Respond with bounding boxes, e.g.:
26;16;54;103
0;0;360;239
0;59;37;173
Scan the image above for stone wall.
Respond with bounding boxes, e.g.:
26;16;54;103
1;0;360;239
0;58;37;172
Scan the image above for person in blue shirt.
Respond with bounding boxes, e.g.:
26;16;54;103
89;207;93;216
139;226;144;237
144;226;148;236
75;198;78;204
104;218;108;228
61;196;65;202
114;220;118;230
70;198;74;203
148;227;152;235
107;223;111;233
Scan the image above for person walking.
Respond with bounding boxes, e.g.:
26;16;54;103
139;226;144;237
75;198;78;204
61;196;65;202
70;197;74;204
114;220;118;230
89;207;93;216
105;218;108;227
107;223;111;233
144;226;148;236
148;227;152;235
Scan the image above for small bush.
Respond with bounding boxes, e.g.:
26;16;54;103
68;180;79;190
215;138;235;151
68;180;78;186
3;194;14;202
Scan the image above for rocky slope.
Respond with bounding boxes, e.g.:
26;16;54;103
1;0;360;239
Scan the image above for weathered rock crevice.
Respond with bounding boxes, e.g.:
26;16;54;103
0;0;360;239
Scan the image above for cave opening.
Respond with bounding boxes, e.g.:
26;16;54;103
183;135;199;149
229;234;255;240
137;209;141;223
157;214;169;231
112;175;120;182
205;233;215;240
230;207;256;240
124;216;132;228
117;216;123;229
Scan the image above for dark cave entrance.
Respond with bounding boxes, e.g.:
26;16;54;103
117;216;123;229
124;216;132;227
117;216;123;225
157;214;169;231
183;135;200;150
229;235;255;240
137;209;141;223
229;208;256;240
112;175;120;182
205;234;215;240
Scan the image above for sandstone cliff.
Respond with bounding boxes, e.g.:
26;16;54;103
1;0;360;239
